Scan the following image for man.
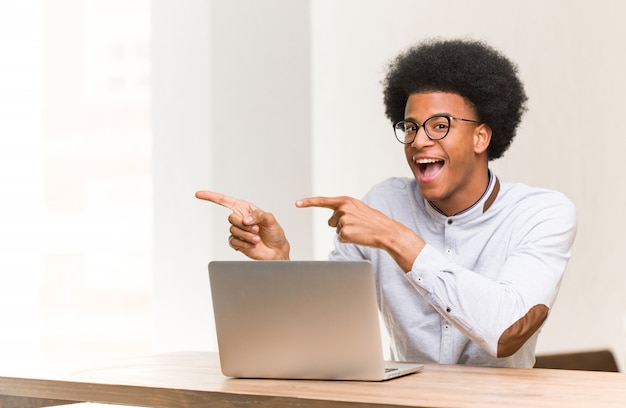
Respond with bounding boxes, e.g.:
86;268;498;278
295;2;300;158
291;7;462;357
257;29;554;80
196;39;577;368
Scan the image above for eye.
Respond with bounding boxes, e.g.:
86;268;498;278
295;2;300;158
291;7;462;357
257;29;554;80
426;117;450;134
394;121;419;143
395;121;417;133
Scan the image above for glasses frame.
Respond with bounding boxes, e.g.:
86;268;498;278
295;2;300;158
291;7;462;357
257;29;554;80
393;115;483;144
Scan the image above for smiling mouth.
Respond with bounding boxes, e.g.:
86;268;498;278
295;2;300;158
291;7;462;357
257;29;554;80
416;158;444;179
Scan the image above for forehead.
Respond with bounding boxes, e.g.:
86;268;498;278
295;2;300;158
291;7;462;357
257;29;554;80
404;92;475;119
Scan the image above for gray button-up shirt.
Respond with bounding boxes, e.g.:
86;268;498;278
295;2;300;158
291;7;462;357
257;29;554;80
330;172;577;368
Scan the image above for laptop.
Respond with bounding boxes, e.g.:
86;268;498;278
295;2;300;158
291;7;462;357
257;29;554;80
208;260;424;381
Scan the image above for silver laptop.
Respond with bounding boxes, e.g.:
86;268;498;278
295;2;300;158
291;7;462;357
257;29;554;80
208;260;424;381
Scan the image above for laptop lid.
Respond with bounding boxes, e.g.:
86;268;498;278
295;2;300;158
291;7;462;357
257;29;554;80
208;260;423;381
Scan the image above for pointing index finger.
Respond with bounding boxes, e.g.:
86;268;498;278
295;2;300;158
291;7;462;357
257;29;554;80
195;190;256;215
296;196;347;209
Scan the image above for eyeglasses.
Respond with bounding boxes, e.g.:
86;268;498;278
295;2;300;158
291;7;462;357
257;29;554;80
393;115;483;144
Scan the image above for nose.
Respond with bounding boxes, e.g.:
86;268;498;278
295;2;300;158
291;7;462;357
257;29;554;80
410;126;434;149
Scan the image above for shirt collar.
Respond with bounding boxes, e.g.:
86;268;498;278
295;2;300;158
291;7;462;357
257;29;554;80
424;170;500;219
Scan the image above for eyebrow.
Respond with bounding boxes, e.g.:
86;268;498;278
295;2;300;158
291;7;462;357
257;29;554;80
404;113;453;123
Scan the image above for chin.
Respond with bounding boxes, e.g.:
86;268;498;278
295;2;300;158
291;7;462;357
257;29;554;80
417;183;448;203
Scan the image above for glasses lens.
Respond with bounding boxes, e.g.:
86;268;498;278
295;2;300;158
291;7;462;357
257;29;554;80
424;116;450;140
394;121;416;144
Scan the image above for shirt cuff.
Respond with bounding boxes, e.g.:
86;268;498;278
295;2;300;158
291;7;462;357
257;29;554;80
406;244;447;294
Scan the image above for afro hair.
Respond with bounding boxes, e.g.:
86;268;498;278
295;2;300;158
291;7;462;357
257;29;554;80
382;38;528;160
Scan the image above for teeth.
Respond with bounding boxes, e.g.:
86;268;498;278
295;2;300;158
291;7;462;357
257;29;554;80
416;158;442;164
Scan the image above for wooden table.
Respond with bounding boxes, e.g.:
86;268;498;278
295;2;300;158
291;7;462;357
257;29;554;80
1;351;625;407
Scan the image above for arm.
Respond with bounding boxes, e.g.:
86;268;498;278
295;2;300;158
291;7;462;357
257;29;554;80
195;191;290;260
407;199;577;358
298;190;577;358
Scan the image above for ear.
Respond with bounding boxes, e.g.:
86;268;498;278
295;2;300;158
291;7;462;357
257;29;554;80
473;124;492;155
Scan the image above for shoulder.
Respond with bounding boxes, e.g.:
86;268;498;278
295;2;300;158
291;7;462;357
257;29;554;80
500;181;574;207
498;181;577;224
363;177;420;201
362;177;424;211
366;177;418;195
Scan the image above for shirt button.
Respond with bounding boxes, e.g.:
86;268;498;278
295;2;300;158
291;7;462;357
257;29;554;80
446;307;451;313
446;248;452;254
447;219;453;225
417;276;423;282
444;325;450;330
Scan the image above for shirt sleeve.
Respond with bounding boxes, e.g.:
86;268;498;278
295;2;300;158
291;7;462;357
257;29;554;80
406;199;577;358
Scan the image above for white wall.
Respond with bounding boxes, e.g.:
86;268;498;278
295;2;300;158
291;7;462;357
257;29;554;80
153;0;626;369
152;0;213;351
152;0;312;351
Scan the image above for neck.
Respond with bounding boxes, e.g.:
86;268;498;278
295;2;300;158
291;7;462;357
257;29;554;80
429;169;492;216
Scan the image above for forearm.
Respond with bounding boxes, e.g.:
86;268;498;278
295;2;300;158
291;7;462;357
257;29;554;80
406;244;568;358
379;222;426;272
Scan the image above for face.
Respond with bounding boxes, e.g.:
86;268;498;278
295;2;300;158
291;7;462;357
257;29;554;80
404;92;491;215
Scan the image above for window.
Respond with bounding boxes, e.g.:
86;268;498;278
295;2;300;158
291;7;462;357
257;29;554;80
0;0;153;366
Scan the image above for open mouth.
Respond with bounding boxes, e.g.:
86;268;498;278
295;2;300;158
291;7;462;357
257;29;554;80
416;158;444;179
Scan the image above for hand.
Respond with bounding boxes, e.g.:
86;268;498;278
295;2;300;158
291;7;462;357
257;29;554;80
195;191;290;260
296;196;424;272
